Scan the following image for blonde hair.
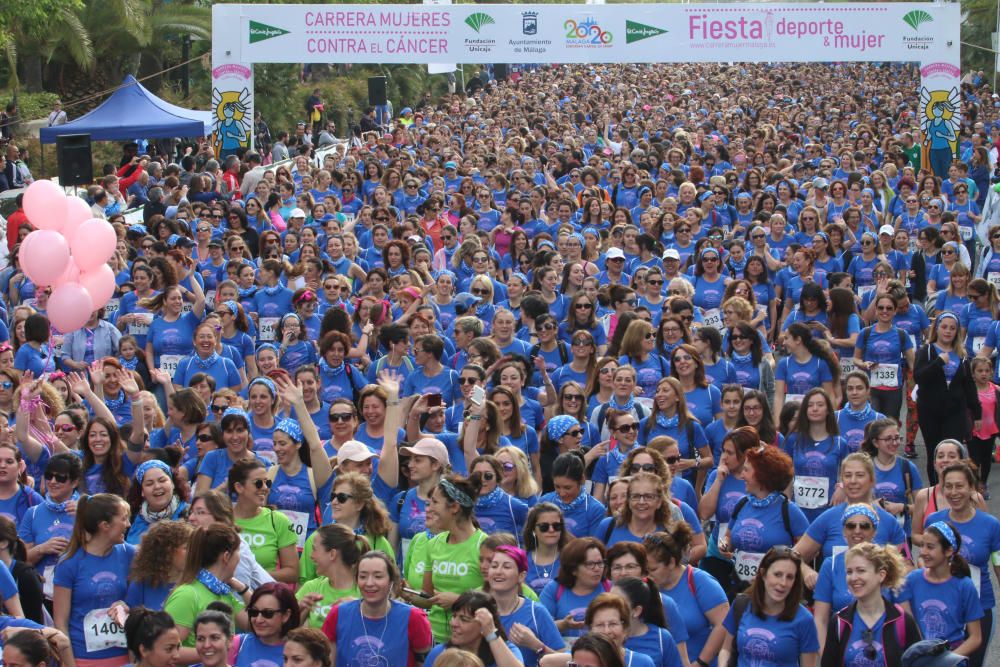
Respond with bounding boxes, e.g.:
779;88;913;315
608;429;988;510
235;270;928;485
494;446;539;499
844;542;906;591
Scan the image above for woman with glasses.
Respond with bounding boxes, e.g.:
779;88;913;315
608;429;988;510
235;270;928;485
560;292;608;353
470;455;529;540
231;582;298;667
229;459;299;584
215;300;257;379
21;453;81;599
670;343;723;427
691;246;730;325
737;389;783;448
523;502;569;596
495;447;539;507
846;232;883;301
550;329;598;398
596;469;702;555
538;536;612;643
617;320;666;400
819;543;917;667
898;521;983;661
960;279;997;357
810;230;843;277
926;238;963;296
894;191;927;240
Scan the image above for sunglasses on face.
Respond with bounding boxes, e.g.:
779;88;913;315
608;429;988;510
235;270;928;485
630;463;657;473
539;323;557;331
615;423;638;433
471;288;490;296
45;472;70;483
250;479;273;490
575;303;593;310
248;608;282;619
844;522;874;531
536;521;563;532
329;413;355;422
500;462;515;473
730;334;750;341
196;433;217;443
331;492;355;504
55;424;77;432
458;377;478;385
478;471;496;481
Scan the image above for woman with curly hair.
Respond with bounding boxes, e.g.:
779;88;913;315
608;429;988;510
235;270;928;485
126;519;193;611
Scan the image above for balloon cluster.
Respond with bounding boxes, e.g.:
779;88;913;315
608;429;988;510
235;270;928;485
19;181;118;334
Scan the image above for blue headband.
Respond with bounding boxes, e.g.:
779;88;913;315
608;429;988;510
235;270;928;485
275;418;303;442
135;459;172;484
700;247;721;260
223;301;239;316
257;343;279;357
547;414;579;440
841;503;879;529
929;522;959;550
510;272;529;285
815;232;830;243
221;407;250;424
280;312;301;327
937;311;959;325
250;377;277;397
569;233;585;247
582;227;599;238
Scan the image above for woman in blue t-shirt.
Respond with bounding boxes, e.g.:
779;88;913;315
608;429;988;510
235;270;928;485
234;583;298;667
142;285;205;383
53;494;136;667
782;389;848;523
612;577;683;667
775;322;839;423
717;546;819;666
539;537;611;642
898;521;983;657
670;345;723;426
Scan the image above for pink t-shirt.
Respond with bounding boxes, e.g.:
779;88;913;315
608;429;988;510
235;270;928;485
973;384;998;439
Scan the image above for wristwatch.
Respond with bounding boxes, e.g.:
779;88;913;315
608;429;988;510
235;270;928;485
694;658;710;667
484;631;499;643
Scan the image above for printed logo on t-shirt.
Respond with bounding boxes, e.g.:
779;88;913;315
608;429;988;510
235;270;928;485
917;600;949;638
743;628;777;664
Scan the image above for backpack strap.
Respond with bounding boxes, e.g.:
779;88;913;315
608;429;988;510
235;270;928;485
728;594;751;667
603;519;616;545
779;493;794;543
556;583;565;602
596;403;611;435
893;604;906;647
686;565;697;598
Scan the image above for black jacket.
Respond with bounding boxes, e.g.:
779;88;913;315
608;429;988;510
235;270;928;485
821;598;921;667
913;344;981;419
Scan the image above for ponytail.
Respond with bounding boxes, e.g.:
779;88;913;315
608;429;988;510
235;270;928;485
614;576;667;630
926;522;972;579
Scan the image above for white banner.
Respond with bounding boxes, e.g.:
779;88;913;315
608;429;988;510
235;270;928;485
425;0;456;75
214;4;958;66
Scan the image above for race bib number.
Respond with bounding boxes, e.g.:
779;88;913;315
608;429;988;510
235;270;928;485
702;308;723;331
129;313;153;337
158;355;182;377
784;393;805;405
181;301;194;315
858;284;876;300
716;522;728;540
104;298;121;319
832;545;847;558
282;510;310;550
43;565;54;599
793;475;830;510
259;317;280;342
735;551;764;582
870;363;899;389
960;225;974;241
973;337;986;354
840;357;857;377
988;272;1000;290
205;293;215;310
908;237;919;254
84;608;127;653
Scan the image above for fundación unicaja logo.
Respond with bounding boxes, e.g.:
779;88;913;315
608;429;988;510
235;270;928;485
249;20;290;44
902;10;933;32
465;12;495;34
625;20;668;44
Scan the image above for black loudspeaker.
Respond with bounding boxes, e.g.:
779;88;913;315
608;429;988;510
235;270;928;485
494;64;509;81
368;77;387;106
56;134;93;187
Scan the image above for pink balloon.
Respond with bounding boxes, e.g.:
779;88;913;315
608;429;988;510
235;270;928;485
52;259;81;289
79;265;116;308
20;229;70;286
71;219;116;272
22;180;66;232
48;283;93;334
62;196;92;244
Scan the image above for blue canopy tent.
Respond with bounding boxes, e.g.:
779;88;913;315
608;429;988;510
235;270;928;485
40;75;212;144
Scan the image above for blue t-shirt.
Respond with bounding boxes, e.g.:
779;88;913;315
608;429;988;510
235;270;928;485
539;579;609;638
814;552;853;613
592;444;639;486
805;503;906;559
53;543;136;660
596;501;702;547
729;496;810;582
662;566;728;664
233;633;284;667
474;490;529;539
125;579;174;612
426;641;522;666
775;354;833;396
147;312;201;367
619;354;667;399
526;554;560;595
18;501;75;573
684;385;722;426
897;569;983;644
269;465;335;539
854;326;914;386
704;470;747;560
402;366;459;405
537;492;605;539
174;353;241;391
624;625;682;667
782;434;848;522
836;405;886;453
197;449;271;489
925;508;1000;609
499;599;565;667
722;604;820;667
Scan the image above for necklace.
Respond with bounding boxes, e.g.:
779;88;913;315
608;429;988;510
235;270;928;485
496;596;522;617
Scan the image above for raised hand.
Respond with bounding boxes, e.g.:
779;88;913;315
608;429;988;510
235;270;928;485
377;369;403;396
88;361;106;387
116;369;140;396
67;371;91;397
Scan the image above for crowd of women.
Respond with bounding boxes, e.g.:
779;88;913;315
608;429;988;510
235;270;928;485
0;61;996;667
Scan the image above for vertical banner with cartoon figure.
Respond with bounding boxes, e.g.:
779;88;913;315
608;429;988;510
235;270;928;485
211;63;254;157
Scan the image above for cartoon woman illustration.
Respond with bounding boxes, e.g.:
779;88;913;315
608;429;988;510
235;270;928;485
213;87;251;158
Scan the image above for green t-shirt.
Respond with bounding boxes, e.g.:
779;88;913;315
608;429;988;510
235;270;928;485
164;581;245;646
403;530;432;588
299;529;395;585
903;143;922;168
423;528;488;642
296;576;360;629
235;508;298;572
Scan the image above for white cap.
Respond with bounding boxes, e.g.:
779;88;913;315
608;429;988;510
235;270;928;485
878;224;895;236
606;247;625;260
288;208;306;219
400;438;450;465
335;440;378;462
662;249;681;261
